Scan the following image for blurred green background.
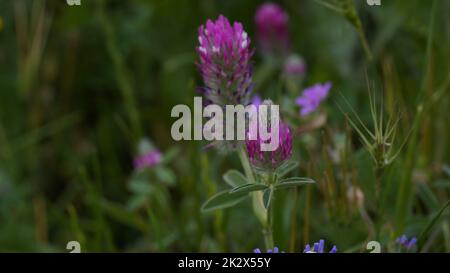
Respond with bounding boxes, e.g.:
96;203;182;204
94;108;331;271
0;0;449;252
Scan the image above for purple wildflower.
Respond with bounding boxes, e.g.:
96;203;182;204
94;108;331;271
197;15;253;105
254;247;285;253
304;239;338;253
407;238;417;249
284;54;306;76
255;2;290;55
396;235;408;245
245;120;293;170
295;82;332;116
134;149;162;170
396;235;417;250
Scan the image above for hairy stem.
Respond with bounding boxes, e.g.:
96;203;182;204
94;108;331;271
263;202;274;250
238;146;268;235
262;174;276;250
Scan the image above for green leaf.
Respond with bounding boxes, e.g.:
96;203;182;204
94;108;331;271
201;190;249;213
223;169;248;188
418;199;450;249
263;187;273;209
155;166;176;186
275;177;315;190
276;160;299;178
417;183;439;210
128;178;153;195
229;183;268;194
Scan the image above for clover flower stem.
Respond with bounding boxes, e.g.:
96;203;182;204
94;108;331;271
238;146;257;184
237;146;268;231
263;221;274;251
262;175;275;250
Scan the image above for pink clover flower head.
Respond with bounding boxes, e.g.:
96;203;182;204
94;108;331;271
197;15;253;105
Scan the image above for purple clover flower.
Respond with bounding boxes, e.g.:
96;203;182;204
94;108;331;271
255;2;290;56
295;82;332;116
133;149;162;170
396;235;417;250
197;15;253;105
245;120;293;171
254;247;285;253
303;239;337;253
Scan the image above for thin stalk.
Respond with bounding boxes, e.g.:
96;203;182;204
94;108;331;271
263;201;274;250
262;173;276;250
237;146;268;234
145;203;162;251
355;19;373;62
238;145;256;183
288;188;298;252
373;165;385;240
374;165;383;209
395;0;439;233
342;0;373;61
302;186;312;247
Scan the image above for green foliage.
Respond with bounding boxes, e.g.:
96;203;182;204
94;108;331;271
275;177;316;190
223;170;248;188
201;190;249;213
0;0;448;253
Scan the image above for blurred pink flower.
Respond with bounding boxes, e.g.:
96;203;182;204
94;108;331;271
255;2;290;56
134;149;162;170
